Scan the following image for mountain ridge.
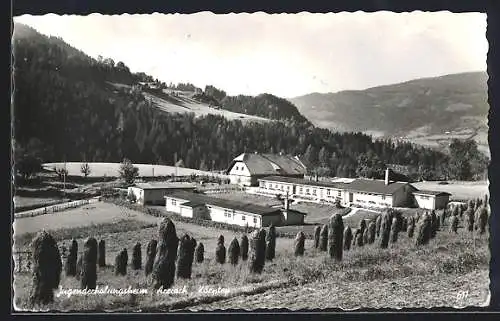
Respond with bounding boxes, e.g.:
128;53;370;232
289;71;489;156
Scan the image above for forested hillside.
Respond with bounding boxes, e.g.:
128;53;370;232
13;23;487;181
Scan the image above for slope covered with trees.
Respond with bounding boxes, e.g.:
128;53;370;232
13;23;487;182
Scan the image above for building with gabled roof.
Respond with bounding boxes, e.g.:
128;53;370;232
127;182;197;205
164;190;305;228
256;169;450;210
226;152;307;186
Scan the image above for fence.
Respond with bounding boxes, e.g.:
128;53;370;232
15;197;102;219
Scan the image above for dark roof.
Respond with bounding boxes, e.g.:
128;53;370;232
412;190;451;196
345;179;413;195
165;191;282;216
180;201;206;208
134;183;196;190
227;153;306;176
259;176;346;189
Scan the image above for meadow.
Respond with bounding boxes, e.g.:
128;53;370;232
13;199;490;311
43;162;223;178
412;180;489;201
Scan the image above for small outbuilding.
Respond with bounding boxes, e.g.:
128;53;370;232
412;190;451;210
128;182;197;205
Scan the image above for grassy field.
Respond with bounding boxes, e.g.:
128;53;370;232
13;211;489;311
14;196;68;210
43;162;224;178
412;180;489;201
13;202;159;237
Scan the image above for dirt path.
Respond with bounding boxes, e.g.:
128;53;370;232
187;270;489;311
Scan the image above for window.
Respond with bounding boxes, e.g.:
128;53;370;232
306;188;310;195
312;189;317;196
171;199;177;206
287;186;290;192
337;190;341;197
253;217;258;224
327;189;331;196
242;215;246;221
381;195;386;200
299;187;303;194
275;184;278;189
224;209;233;218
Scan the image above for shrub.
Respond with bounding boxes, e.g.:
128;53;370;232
390;217;399;243
294;231;306;257
65;239;78;276
354;228;363;247
328;214;344;261
177;234;197;279
215;235;226;264
359;219;367;235
240;235;249;261
430;210;438;239
152;218;179;289
265;224;276;261
367;222;376;244
119;158;139;185
319;224;328;251
313;225;321;249
132;242;142;270
228;237;241;265
441;210;447;226
379;213;391;249
401;217;408;232
29;231;62;305
375;215;382;237
416;213;432;246
477;206;489;234
343;227;352;251
81;237;98;289
407;217;415;238
466;208;475;232
114;248;128;276
195;242;204;263
249;229;267;273
98;240;106;268
450;216;459;233
75;256;82;280
452;205;459;217
145;239;158;276
363;228;369;245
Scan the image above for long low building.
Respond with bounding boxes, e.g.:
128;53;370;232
164;191;305;228
128;182;197;205
257;169;451;210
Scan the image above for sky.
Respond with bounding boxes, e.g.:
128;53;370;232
14;12;487;98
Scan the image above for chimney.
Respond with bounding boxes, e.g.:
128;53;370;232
385;168;390;185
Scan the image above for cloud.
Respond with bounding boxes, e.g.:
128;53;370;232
14;12;486;97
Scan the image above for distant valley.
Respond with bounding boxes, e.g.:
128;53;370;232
289;72;489;156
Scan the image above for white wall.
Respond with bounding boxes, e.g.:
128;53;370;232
179;206;193;218
207;205;263;228
229;161;253;186
414;195;435;210
165;196;188;214
352;191;393;208
128;187;144;205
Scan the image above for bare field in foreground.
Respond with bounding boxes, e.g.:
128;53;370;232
14;214;489;311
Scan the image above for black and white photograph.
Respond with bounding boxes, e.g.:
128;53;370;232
11;11;491;311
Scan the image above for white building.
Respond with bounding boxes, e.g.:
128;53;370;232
128;182;197;205
226;153;307;187
412;190;451;210
257;169;450;210
164;191;306;228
